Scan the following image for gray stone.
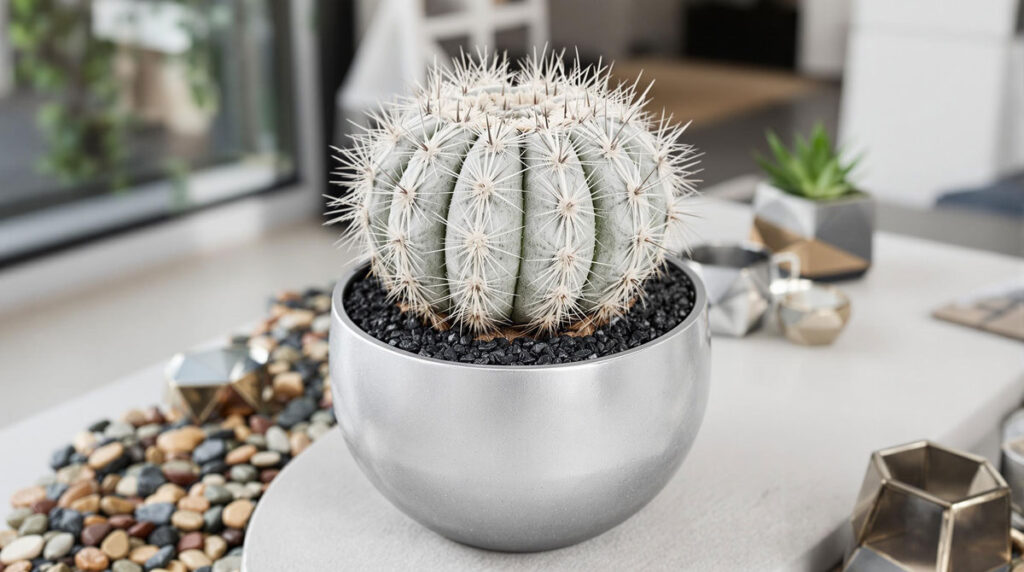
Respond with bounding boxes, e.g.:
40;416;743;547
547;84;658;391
310;410;334;425
308;422;331;441
135;502;175;525
137;424;163;440
229;464;258;483
112;560;143;572
250;451;281;468
213;555;242;572
145;545;175;569
244;434;267;449
265;427;289;454
204;484;233;505
18;513;48;535
224;482;255;500
105;422;136;440
5;507;32;529
43;531;74;560
202;474;226;486
203;506;224;533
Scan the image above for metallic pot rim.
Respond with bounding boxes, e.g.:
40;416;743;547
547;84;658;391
332;255;707;372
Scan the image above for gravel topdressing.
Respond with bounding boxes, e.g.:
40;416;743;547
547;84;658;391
343;263;697;366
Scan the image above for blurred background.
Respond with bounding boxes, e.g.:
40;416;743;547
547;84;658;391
0;0;1021;424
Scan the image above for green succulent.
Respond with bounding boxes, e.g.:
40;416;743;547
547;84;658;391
756;124;860;200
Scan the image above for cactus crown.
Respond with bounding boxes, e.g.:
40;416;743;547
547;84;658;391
330;48;699;335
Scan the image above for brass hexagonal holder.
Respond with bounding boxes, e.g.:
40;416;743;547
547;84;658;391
165;344;270;423
845;440;1011;572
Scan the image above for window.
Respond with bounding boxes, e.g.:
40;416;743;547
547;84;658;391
0;0;297;266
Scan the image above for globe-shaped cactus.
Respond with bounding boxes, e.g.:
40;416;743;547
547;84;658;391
331;50;698;334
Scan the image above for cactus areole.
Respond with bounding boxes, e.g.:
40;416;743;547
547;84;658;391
331;50;699;335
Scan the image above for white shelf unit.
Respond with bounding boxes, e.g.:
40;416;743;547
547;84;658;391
338;0;548;127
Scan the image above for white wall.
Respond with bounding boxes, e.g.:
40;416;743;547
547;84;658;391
798;0;853;78
839;0;1024;207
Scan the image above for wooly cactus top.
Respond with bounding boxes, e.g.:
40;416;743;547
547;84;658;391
331;50;699;335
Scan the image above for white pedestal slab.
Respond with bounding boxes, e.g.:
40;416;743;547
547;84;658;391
243;200;1024;571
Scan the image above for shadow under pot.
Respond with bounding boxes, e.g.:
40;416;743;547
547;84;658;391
750;181;874;281
328;257;711;553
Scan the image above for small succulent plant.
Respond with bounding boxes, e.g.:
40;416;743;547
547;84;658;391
330;49;699;334
756;124;860;200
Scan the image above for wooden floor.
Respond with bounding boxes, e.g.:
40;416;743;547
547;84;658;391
612;58;823;127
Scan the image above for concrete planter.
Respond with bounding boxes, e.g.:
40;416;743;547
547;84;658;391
751;181;875;281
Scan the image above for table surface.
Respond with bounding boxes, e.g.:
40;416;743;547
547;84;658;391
243;199;1024;571
1;199;1020;571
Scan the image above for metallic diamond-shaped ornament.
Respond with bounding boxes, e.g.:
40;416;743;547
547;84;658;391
845;441;1012;572
165;345;270;423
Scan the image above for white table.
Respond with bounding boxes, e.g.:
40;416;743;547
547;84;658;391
1;199;1020;571
243;199;1023;571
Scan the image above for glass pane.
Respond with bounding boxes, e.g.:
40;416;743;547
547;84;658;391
0;0;296;264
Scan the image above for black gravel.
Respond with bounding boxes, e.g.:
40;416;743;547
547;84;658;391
343;263;697;366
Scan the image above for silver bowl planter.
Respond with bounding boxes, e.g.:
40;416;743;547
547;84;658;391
329;257;711;552
751;181;874;281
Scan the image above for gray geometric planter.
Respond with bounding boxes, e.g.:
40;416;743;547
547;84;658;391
750;182;875;281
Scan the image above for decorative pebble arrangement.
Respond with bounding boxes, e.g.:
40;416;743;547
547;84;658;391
344;262;698;365
0;289;337;572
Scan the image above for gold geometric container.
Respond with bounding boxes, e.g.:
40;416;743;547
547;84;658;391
165;345;270;423
845;440;1012;572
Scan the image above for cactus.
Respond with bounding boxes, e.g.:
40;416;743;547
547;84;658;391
330;49;699;334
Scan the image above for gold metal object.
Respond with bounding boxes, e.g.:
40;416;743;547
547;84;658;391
776;279;851;346
845;440;1012;572
165;345;270;423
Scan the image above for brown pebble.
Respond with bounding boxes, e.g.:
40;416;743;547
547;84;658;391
145;446;165;465
101;474;121;494
100;529;130;560
88;442;125;470
233;425;252;442
148;484;186;504
220;415;246;430
203;535;227;560
225;445;257;466
71;493;101;513
122;408;147;427
177;531;204;552
73;431;98;454
178;548;212;570
81;522;113;546
167;560;189;572
101;495;135;515
109;514;136;529
6;561;32;572
129;544;159;564
74;546;110;571
187;483;205;498
143;406;166;425
164;467;199;487
58;480;98;508
128;521;156;539
171;510;204;532
259;469;279;484
222;499;254;529
177;495;209;513
10;485;46;508
31;498;56;514
84;515;108;527
289;432;311;456
272;372;304;401
248;415;272;435
221;528;244;547
156;427;206;454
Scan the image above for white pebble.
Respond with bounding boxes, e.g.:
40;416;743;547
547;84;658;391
1;534;44;564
